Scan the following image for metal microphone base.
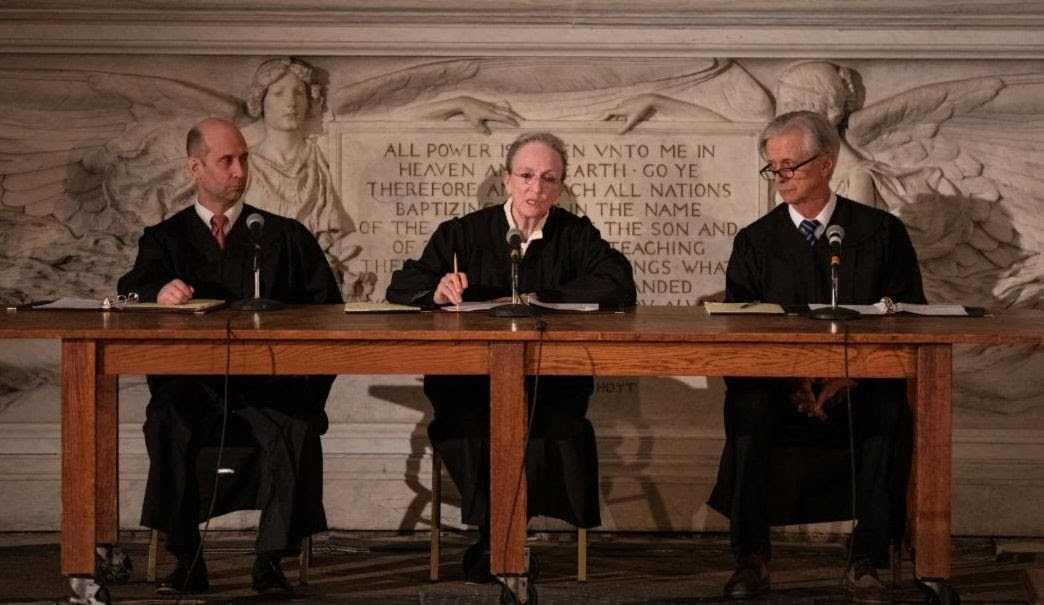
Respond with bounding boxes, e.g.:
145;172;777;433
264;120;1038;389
809;305;861;320
231;298;285;312
488;303;534;318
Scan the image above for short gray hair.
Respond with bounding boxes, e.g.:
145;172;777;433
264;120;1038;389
505;131;568;180
758;110;841;160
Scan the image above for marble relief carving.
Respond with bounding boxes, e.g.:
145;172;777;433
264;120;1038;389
0;56;1041;530
2;57;1043;405
0;56;775;305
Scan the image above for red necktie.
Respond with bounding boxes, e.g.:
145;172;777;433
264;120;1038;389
210;214;228;250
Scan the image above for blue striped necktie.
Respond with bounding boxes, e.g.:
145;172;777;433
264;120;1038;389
798;219;820;246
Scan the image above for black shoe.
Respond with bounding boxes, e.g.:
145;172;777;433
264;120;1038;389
462;541;494;584
156;555;209;595
252;553;293;594
844;559;888;603
723;553;770;600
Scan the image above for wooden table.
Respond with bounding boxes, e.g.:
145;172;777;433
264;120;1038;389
2;305;1041;601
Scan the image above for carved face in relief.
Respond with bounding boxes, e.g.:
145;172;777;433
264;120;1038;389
775;61;863;128
762;128;834;215
503;142;564;229
263;71;310;132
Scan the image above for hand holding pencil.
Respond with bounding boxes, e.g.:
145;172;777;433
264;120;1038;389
433;252;469;306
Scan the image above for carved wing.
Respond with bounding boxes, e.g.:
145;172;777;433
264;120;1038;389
332;59;484;116
333;58;773;126
0;68;240;302
846;74;1044;310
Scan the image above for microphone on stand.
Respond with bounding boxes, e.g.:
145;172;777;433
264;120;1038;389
810;224;860;320
232;213;285;311
247;212;264;243
489;228;534;318
507;228;523;264
827;224;844;268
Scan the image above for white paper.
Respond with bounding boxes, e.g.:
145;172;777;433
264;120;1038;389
808;302;968;316
530;301;599;312
35;297;104;310
441;301;501;312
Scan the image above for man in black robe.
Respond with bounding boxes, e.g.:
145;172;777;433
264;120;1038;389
118;118;342;595
709;111;925;602
387;132;636;582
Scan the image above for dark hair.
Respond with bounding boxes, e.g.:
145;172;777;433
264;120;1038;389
505;131;568;180
186;124;207;158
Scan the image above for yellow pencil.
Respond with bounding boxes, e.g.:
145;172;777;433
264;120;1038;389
452;253;460;310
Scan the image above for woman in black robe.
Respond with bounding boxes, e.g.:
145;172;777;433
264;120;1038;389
387;131;636;581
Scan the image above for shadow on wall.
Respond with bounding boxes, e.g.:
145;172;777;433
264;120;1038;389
900;192;1044;419
590;375;727;532
367;383;442;532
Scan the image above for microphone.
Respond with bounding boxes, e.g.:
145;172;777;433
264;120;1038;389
826;224;844;267
506;228;523;263
809;223;860;320
246;213;265;243
489;228;532;318
231;212;284;311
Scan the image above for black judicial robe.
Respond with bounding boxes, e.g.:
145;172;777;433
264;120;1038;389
118;204;342;554
387;203;636;528
708;195;925;531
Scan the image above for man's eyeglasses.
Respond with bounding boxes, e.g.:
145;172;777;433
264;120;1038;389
759;155;820;181
101;293;139;309
512;171;561;187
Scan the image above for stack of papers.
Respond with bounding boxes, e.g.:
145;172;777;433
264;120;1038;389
23;297;225;313
344;302;420;313
706;301;974;317
443;300;599;312
704;302;785;315
808;302;969;316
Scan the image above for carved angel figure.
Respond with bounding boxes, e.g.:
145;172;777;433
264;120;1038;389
805;62;1044;416
606;60;1043;312
773;62;1042;314
241;57;358;282
0;67;241;303
606;60;1044;414
0;57;363;304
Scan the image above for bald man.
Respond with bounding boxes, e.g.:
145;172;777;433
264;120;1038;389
118;118;342;595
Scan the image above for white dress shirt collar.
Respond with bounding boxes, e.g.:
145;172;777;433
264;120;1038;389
504;197;549;256
194;200;243;235
787;193;837;240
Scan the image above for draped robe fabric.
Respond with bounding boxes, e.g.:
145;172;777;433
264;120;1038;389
387;203;637;528
118;204;342;555
708;195;926;567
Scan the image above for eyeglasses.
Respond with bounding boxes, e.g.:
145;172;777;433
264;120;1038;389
759;155;820;181
102;293;139;309
512;171;561;187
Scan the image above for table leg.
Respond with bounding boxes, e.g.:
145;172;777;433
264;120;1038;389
61;339;102;576
96;372;119;546
489;342;527;576
912;344;953;581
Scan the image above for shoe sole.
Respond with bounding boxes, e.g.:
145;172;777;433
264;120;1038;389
155;586;206;596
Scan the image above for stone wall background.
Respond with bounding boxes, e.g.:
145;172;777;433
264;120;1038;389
0;2;1042;537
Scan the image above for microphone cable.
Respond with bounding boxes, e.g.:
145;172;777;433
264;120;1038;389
841;319;859;570
176;305;241;603
500;317;549;586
